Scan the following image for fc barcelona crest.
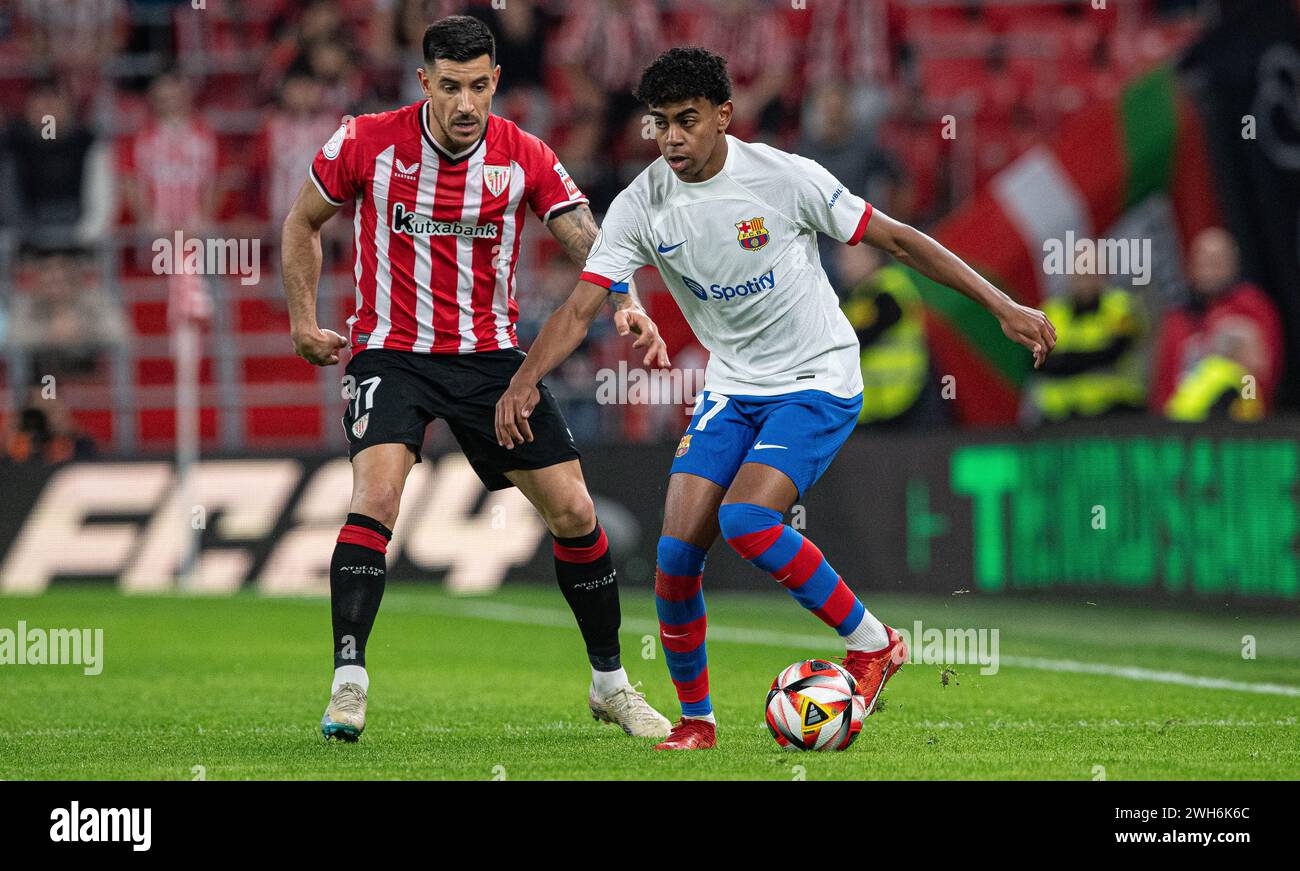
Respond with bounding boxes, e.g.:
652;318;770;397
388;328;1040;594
484;164;511;198
735;216;769;250
675;434;692;457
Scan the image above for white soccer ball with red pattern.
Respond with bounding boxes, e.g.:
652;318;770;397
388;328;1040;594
765;659;865;751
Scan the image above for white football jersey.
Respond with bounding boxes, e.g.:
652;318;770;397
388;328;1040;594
581;135;871;398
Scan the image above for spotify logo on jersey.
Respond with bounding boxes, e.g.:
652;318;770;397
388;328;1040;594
681;270;776;303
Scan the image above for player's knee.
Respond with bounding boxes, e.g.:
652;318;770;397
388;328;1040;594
545;491;596;539
717;502;784;556
656;536;707;588
350;481;402;529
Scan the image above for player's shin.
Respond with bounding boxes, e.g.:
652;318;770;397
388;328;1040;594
654;536;713;722
330;513;392;688
552;523;625;692
718;503;888;651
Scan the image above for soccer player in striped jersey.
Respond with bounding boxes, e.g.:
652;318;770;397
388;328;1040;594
282;16;672;742
497;48;1056;750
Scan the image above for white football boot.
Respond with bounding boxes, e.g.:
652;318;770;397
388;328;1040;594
588;682;672;738
320;682;367;741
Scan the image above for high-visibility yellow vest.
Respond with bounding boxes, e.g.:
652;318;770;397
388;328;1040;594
1031;289;1145;420
842;266;927;423
1164;355;1262;422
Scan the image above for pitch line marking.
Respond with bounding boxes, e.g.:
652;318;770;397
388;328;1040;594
400;599;1300;699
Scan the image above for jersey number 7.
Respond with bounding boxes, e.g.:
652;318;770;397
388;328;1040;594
690;392;729;431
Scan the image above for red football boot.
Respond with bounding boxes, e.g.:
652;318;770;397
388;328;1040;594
842;625;908;716
653;718;717;750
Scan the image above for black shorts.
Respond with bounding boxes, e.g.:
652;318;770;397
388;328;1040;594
341;347;580;491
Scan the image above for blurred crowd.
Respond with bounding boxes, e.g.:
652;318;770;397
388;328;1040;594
842;225;1285;430
0;0;1268;463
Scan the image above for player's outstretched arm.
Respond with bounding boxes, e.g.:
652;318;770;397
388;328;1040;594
547;204;648;322
495;279;670;449
861;209;1057;368
282;181;348;366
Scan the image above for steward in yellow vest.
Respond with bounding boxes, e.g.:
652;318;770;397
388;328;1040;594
841;264;928;424
1164;356;1262;421
1029;278;1144;421
1164;326;1264;422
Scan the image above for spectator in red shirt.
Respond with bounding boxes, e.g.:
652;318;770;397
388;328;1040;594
259;70;341;225
118;72;223;234
550;0;661;114
667;0;797;140
549;0;662;152
300;40;367;116
1151;227;1284;412
16;0;127;76
259;0;354;100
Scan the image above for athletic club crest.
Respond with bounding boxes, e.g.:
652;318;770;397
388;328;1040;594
351;413;369;439
484;164;511;198
675;434;692;457
735;216;769;250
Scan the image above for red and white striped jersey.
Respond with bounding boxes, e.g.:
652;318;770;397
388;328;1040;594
120;120;217;228
309;102;587;354
265;111;340;223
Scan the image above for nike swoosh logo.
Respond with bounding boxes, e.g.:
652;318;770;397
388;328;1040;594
753;441;787;450
657;240;686;253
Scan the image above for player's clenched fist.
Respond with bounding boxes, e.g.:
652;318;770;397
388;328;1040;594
995;301;1057;369
293;326;348;366
614;308;671;369
496;380;540;449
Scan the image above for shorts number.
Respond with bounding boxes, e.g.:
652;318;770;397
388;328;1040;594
351;376;381;418
690;392;729;431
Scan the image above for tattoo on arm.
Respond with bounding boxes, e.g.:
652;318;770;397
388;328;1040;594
547;204;599;266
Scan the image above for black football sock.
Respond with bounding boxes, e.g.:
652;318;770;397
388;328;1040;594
330;512;392;670
553;522;622;673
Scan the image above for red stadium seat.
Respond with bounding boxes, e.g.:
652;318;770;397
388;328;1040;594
129;301;170;337
70;409;114;445
135;358;216;387
237;299;292;334
241;355;316;385
137;407;220;444
245;406;323;443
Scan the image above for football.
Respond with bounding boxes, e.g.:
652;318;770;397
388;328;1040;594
764;659;865;751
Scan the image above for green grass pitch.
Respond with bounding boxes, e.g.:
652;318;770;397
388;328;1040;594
2;584;1297;780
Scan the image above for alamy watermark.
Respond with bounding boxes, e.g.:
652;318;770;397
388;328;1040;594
152;231;261;286
897;621;1000;675
0;621;103;675
595;360;706;407
50;802;150;851
1042;231;1152;286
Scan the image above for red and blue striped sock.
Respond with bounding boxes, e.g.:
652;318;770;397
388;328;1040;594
654;536;712;718
718;502;887;650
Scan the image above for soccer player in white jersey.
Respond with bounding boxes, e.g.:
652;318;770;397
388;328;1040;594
496;48;1056;750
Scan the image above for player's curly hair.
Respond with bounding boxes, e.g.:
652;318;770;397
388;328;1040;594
423;15;495;67
634;47;732;107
